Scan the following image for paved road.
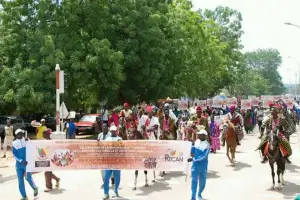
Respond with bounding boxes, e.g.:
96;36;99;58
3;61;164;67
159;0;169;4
1;130;300;200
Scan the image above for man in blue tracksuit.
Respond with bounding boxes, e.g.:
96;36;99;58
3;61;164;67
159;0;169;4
12;129;38;200
188;129;210;200
103;125;122;200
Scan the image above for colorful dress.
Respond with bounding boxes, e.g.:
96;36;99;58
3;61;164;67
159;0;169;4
209;121;220;152
191;116;210;142
178;120;187;140
159;116;176;140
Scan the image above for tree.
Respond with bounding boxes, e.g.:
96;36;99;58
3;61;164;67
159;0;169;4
244;49;286;94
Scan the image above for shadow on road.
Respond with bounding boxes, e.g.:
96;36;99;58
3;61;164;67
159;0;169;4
160;171;185;181
48;188;66;195
207;170;220;179
286;163;300;173
233;161;252;171
0;174;17;183
266;181;300;199
136;180;172;196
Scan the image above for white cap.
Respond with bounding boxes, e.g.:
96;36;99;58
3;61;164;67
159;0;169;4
197;130;208;136
15;129;25;135
164;103;170;107
109;125;117;131
41;119;45;122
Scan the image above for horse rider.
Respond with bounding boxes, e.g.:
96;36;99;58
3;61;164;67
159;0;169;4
222;105;243;146
256;104;293;164
191;106;210;142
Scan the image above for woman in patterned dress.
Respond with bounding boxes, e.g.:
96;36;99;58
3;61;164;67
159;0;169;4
209;115;221;153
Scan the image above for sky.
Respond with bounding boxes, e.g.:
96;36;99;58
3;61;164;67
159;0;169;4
192;0;300;84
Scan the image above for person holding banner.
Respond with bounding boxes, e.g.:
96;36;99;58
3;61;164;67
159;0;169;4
43;129;60;192
97;123;111;188
187;129;210;200
103;125;122;200
13;129;39;200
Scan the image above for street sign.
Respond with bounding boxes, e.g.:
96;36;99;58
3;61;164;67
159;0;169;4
59;102;69;119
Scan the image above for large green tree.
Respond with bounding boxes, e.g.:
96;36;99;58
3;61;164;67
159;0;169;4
0;0;258;113
244;48;286;95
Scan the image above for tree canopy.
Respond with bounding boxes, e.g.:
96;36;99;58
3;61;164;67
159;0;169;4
0;0;285;114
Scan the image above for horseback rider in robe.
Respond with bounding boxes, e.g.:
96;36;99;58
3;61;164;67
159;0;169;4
222;105;243;146
257;103;295;164
191;106;210;143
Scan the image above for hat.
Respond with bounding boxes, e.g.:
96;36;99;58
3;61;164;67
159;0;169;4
164;103;170;107
269;103;274;108
196;106;202;111
124;103;129;107
197;130;208;135
41;119;45;122
196;125;205;131
229;105;236;111
15;129;25;135
146;106;153;113
109;125;117;131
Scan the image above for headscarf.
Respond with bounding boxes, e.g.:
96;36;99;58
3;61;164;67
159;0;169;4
196;106;202;112
229;105;236;112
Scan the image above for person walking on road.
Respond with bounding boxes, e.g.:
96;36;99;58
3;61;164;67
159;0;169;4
103;125;122;200
13;129;39;200
97;123;111;188
2;119;14;158
43;129;60;192
188;130;210;200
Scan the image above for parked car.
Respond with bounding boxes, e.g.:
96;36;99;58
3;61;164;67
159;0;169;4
0;116;26;143
76;114;101;134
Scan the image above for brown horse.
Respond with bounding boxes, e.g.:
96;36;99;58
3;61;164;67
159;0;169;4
223;120;237;166
118;116;128;140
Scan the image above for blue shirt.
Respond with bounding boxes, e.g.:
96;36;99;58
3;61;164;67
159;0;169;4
191;139;210;168
67;122;76;136
12;138;27;167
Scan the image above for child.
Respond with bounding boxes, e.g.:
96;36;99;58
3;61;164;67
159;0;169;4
12;129;39;200
188;129;210;200
43;129;60;192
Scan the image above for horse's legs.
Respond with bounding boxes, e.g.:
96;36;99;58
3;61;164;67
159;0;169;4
152;171;156;183
277;159;285;186
226;144;232;164
269;162;275;189
133;170;138;190
232;145;236;164
144;171;149;187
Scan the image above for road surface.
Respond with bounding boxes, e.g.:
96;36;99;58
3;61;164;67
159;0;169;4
1;130;300;200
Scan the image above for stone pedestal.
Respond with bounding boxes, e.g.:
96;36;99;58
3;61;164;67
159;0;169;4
50;131;66;139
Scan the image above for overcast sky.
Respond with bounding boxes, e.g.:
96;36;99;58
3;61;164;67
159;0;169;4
191;0;300;84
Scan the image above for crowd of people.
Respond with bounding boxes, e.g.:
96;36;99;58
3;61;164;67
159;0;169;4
3;98;300;200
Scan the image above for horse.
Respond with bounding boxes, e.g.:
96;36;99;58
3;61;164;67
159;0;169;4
265;130;285;189
223;120;237;166
133;119;157;190
118;116;128;140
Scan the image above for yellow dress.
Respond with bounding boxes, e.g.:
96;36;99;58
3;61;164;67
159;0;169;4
36;125;47;140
